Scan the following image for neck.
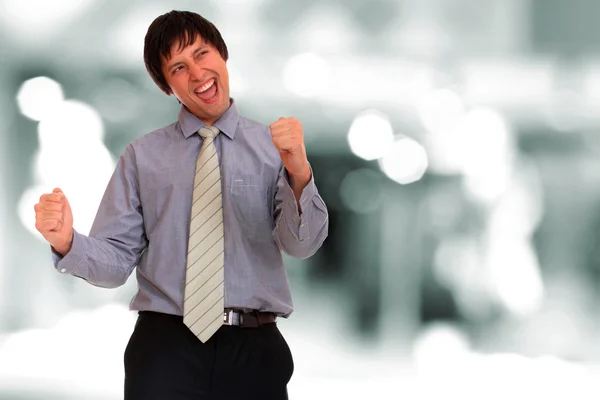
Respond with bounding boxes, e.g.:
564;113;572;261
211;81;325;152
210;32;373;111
190;99;232;126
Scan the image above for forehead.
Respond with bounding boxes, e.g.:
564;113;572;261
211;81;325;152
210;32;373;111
163;34;208;62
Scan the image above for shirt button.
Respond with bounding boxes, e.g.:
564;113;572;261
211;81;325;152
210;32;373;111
60;268;66;273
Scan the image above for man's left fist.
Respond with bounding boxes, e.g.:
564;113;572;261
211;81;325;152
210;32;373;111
270;117;310;179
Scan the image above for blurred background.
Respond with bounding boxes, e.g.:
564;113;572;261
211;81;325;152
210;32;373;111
1;0;600;398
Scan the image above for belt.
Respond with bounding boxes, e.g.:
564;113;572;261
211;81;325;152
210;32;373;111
223;309;277;328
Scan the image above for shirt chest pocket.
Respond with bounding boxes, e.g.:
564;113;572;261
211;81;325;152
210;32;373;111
229;174;272;224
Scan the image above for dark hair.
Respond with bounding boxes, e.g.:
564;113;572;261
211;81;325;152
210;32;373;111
143;10;229;94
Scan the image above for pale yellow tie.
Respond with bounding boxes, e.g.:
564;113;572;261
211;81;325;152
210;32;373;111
183;126;225;343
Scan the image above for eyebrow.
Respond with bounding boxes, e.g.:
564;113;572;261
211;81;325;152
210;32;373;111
166;42;209;71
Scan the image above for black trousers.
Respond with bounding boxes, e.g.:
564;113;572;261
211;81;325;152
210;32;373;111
124;311;294;400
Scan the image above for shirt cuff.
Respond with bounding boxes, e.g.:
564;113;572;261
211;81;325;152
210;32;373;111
52;230;87;275
282;167;316;242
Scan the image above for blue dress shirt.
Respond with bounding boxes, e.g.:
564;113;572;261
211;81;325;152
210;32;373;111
52;100;329;317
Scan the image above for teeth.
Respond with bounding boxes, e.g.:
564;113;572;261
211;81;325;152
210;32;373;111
195;79;215;93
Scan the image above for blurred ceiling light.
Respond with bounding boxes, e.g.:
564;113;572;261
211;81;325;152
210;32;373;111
433;236;479;292
339;168;384;214
485;172;544;317
486;237;544;317
347;109;394;161
378;136;428;185
320;58;434;106
487;168;544;239
458;108;514;202
424;128;466;176
283;52;332;98
463;59;555;108
463;168;512;203
1;0;94;38
37;100;105;151
32;144;115;193
416;88;466;134
16;77;64;122
460;108;510;167
20;154;114;240
19;99;115;239
20;144;115;240
419;89;468;176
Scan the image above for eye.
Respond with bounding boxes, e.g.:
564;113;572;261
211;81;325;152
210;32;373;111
172;65;184;74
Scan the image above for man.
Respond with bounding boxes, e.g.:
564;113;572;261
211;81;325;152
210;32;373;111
33;10;328;400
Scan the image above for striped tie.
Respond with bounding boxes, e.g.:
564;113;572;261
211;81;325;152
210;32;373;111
183;125;225;343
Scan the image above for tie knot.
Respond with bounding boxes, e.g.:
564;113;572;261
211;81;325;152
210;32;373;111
198;126;220;139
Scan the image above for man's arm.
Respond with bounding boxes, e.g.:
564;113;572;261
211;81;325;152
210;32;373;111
272;164;328;258
41;144;148;288
269;117;328;258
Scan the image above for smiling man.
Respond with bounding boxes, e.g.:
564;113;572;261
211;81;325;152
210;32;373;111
33;10;328;400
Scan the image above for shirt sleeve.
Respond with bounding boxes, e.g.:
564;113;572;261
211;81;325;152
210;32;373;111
51;144;148;288
272;163;329;259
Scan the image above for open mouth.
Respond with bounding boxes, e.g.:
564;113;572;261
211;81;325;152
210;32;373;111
194;78;219;104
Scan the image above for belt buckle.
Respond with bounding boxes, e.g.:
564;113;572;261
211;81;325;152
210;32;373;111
223;310;236;326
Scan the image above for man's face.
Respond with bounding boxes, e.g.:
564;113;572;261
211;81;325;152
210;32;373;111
162;36;230;126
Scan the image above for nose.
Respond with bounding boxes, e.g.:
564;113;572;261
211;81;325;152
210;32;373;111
188;62;205;82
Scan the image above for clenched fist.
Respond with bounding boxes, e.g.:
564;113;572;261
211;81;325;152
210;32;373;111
34;188;74;256
269;117;311;180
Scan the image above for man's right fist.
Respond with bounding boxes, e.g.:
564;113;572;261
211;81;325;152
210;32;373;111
34;188;74;256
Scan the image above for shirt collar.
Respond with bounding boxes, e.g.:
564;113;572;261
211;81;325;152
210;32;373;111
178;98;239;140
